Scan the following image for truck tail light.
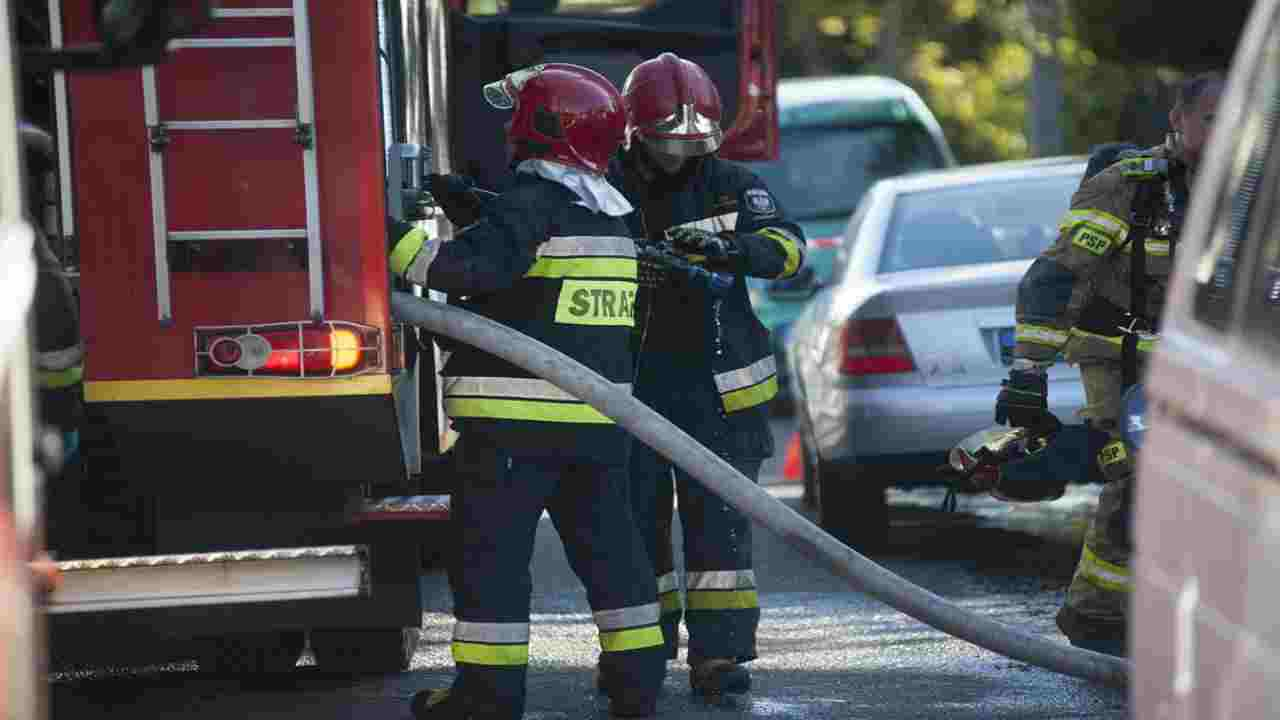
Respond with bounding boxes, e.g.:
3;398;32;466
196;321;382;377
839;317;915;376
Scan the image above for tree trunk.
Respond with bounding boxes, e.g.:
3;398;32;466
1027;0;1064;156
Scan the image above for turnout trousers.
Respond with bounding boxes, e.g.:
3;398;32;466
447;436;667;719
628;440;762;665
1062;362;1134;635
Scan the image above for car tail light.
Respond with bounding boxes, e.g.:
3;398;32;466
196;321;382;377
839;318;915;376
811;235;843;249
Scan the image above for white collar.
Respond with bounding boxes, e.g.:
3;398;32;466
516;159;633;217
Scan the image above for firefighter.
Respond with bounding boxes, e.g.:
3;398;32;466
608;53;805;694
21;122;82;451
996;71;1224;656
390;64;666;719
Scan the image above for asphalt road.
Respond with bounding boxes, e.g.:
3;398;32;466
49;420;1128;719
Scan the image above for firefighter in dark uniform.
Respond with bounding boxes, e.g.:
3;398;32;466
21;122;83;457
996;72;1223;656
608;53;805;694
390;64;666;719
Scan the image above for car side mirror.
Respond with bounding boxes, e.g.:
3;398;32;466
767;266;823;300
21;1;213;73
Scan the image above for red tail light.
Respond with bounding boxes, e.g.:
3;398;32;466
197;322;380;377
839;318;915;375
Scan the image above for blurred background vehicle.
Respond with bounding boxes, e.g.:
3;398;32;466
744;75;955;413
1131;0;1280;713
786;156;1088;550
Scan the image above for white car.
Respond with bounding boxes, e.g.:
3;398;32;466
787;157;1089;549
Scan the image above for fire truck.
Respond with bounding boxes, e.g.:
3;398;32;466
20;0;779;675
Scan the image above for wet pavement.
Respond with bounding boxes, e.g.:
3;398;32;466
49;420;1127;719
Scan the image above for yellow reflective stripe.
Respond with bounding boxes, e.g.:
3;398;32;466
1070;226;1113;255
1098;440;1129;467
554;280;637;327
1078;544;1131;593
525;257;636;280
38;365;83;389
1016;324;1070;348
444;397;614;424
1067;327;1159;353
721;375;778;413
599;625;665;653
389;227;428;276
86;375;392;402
452;640;529;666
658;590;683;613
686;589;760;611
758;227;802;277
1059;209;1128;241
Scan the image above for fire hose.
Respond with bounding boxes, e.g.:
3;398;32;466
390;291;1129;687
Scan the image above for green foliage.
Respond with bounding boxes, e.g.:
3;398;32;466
779;0;1250;164
1068;0;1252;71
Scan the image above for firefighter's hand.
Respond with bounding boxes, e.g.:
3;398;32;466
995;369;1050;428
427;173;495;228
667;227;737;262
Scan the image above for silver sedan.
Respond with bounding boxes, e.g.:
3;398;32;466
787;157;1089;550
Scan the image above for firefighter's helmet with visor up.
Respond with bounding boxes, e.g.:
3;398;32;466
622;52;724;157
482;63;626;175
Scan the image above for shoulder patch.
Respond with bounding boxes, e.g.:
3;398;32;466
1070;226;1113;256
744;188;777;216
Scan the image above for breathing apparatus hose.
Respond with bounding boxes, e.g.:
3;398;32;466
390;292;1129;687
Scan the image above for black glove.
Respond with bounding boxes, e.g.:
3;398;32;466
666;226;737;263
427;173;497;228
994;369;1050;428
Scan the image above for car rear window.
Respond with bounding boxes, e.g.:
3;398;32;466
878;172;1082;273
744;124;944;222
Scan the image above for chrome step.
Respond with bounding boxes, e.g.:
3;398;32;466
48;545;367;614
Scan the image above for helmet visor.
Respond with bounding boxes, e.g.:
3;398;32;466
482;65;546;111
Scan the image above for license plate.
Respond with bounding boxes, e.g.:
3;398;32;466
998;327;1015;365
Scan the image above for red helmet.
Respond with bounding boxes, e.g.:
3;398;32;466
622;52;723;157
483;63;625;175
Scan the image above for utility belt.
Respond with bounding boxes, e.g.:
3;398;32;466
1075;295;1157;389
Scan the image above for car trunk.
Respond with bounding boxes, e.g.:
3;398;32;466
863;263;1036;388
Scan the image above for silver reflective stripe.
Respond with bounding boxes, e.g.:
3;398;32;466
713;355;777;394
594;602;660;631
445;376;632;401
668;212;739;235
686;569;756;591
538;235;636;259
453;621;530;644
36;344;82;371
404;236;440;286
656;572;679;594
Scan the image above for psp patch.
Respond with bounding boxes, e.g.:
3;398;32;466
744;188;777;216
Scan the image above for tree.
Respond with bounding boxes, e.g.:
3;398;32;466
1067;0;1254;71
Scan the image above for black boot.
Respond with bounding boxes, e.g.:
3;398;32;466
1056;606;1127;657
689;658;751;695
595;661;659;717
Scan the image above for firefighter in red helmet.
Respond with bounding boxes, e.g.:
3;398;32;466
391;63;666;719
607;52;806;696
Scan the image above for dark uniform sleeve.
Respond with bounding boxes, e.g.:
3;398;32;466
728;170;806;280
1014;163;1139;365
389;183;552;295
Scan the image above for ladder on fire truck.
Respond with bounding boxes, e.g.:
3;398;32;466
144;1;324;324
